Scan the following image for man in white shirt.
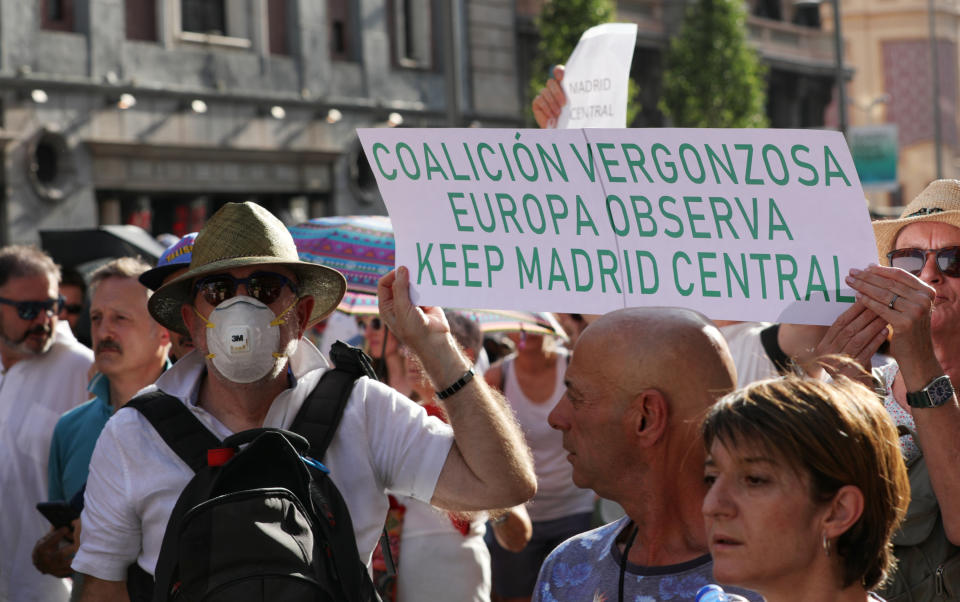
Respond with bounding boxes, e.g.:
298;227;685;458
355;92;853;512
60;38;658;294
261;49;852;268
73;202;536;600
0;245;94;602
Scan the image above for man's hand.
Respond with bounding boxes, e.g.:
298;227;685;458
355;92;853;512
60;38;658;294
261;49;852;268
32;519;80;578
377;267;453;359
532;65;566;128
845;265;941;388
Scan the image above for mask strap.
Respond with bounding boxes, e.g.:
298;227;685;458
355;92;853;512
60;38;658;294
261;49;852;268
270;299;301;359
192;307;217;360
270;298;299;327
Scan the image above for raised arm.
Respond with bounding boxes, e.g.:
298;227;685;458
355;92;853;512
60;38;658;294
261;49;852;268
532;65;567;129
846;264;960;544
377;267;536;511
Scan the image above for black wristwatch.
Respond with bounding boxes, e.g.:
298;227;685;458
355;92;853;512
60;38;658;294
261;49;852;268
906;375;955;409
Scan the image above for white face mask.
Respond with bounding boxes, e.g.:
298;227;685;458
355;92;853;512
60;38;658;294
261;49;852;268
195;295;297;384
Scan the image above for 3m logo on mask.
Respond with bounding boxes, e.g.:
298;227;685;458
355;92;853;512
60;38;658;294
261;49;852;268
227;326;252;354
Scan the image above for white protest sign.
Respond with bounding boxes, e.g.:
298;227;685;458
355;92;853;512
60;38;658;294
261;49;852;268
556;23;637;129
358;128;877;325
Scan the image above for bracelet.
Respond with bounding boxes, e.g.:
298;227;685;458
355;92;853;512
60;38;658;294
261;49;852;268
436;368;476;400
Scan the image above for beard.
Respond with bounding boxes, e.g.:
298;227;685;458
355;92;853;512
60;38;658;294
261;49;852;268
0;321;54;357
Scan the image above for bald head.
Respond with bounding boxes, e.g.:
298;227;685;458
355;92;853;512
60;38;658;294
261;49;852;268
576;307;737;417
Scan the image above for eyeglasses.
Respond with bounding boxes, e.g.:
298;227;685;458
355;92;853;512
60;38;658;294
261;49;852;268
194;271;299;307
887;246;960;278
0;295;64;320
60;303;84;316
356;317;383;331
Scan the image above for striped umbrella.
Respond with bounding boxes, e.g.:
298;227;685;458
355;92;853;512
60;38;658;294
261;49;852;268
289;215;394;295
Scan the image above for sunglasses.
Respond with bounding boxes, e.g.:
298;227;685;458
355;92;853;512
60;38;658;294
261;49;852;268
0;295;64;320
887;246;960;278
194;271;299;307
60;303;84;316
356;317;383;331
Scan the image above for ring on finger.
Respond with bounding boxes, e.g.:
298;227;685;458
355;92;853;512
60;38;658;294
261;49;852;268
888;293;899;310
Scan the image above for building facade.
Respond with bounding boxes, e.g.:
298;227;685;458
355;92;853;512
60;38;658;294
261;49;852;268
0;0;523;244
841;0;959;204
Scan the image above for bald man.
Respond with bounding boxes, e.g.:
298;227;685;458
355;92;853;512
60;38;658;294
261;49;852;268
532;308;761;601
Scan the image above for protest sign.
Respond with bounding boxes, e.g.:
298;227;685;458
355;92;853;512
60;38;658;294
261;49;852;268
357;127;877;325
556;23;637;129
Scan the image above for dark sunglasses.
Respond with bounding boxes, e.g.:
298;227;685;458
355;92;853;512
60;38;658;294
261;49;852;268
0;295;64;320
60;303;84;316
194;271;299;307
356;317;383;331
887;246;960;278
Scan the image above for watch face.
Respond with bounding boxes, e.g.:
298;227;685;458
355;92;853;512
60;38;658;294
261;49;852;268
910;375;956;408
929;376;955;405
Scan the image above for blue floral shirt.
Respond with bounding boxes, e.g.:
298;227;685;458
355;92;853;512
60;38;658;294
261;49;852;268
533;517;762;602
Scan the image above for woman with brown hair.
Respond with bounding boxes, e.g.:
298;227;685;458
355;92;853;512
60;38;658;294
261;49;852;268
701;376;910;602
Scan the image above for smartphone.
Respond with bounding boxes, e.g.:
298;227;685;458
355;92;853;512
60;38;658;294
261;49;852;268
36;501;80;530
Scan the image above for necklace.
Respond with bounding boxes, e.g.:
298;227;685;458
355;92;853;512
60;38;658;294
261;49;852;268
618;521;639;602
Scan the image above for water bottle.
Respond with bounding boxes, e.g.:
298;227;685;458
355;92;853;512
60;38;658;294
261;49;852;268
695;584;750;602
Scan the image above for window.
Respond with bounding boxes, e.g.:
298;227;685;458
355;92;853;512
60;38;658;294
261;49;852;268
328;0;355;61
178;0;251;49
41;0;75;32
181;0;226;36
752;0;783;21
268;0;288;55
126;0;158;41
391;0;433;69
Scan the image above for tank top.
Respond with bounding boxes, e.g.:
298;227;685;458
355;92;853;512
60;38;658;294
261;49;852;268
502;351;595;522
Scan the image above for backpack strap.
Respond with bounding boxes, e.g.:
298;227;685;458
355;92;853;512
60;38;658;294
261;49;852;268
126;390;222;472
291;340;377;460
125;390;223;601
291;340;397;582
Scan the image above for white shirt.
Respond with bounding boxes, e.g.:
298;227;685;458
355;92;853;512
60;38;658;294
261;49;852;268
0;321;93;602
719;322;780;387
502;351;593;522
73;339;454;581
397;498;491;602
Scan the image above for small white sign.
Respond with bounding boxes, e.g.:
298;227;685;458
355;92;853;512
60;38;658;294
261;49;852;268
557;23;638;129
358;127;875;326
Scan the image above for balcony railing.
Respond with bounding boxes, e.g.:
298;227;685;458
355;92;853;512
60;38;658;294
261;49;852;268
746;15;837;66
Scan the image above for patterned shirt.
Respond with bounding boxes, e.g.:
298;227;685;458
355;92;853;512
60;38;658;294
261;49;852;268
533;517;761;602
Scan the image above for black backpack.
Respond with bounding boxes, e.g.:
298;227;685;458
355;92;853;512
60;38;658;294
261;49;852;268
125;341;384;602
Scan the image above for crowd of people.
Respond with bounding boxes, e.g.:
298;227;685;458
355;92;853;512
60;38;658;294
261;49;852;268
0;71;956;602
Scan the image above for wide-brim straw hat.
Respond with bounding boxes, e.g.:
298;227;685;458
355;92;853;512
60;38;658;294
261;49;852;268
874;179;960;262
149;202;346;335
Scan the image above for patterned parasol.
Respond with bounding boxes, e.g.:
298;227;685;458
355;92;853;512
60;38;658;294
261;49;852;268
289;215;395;294
455;309;568;341
337;291;381;316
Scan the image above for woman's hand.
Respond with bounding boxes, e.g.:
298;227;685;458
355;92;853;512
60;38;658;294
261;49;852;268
812;301;888;385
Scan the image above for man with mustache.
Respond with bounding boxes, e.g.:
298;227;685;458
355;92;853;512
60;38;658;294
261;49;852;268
0;245;93;602
33;257;170;592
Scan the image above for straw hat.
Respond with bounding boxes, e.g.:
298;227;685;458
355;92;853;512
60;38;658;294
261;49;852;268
148;202;346;335
874;179;960;262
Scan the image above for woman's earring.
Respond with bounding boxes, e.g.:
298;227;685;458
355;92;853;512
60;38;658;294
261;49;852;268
822;533;831;557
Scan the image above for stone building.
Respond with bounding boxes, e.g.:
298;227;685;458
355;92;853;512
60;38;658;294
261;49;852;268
0;0;522;244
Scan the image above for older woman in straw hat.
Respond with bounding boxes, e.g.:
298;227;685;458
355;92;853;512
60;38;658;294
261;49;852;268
834;179;960;599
